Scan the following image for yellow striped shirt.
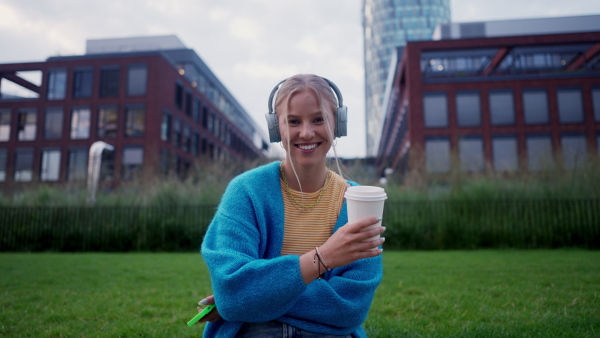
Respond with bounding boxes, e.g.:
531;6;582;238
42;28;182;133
280;171;347;256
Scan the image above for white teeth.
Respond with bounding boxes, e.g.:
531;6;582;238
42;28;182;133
299;144;317;150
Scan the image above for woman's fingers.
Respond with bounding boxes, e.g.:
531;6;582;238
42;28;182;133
198;295;215;306
198;308;221;323
345;216;382;233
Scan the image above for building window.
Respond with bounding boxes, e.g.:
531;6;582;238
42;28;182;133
72;68;93;98
47;69;67;100
175;82;183;110
124;106;145;137
425;137;450;173
557;88;584;124
526;135;553;171
207;112;214;133
192;131;199;156
14;148;34;182
523;90;549;125
561;133;587;170
67;148;87;181
70;107;90;139
214;117;221;139
0;148;7;181
492;135;518;172
173;117;182;147
193;98;200;123
99;149;115;181
44;108;63;140
99;66;120;98
0;109;10;142
183;125;191;152
423;93;448;127
459;136;484;172
593;88;600;122
40;149;61;181
127;64;147;96
122;146;143;180
456;91;481;127
176;156;190;179
160;148;170;177
489;90;515;125
185;91;192;116
97;106;118;138
161;111;171;141
17;109;37;141
202;105;209;128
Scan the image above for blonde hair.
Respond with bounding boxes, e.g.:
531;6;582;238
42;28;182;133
274;74;346;189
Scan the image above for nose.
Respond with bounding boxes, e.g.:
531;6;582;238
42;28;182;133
299;123;315;139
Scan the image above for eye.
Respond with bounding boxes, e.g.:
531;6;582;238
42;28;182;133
314;116;325;124
286;118;300;125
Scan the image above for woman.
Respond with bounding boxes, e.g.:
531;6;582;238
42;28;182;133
198;74;385;337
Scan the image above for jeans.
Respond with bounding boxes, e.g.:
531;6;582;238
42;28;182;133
236;321;353;338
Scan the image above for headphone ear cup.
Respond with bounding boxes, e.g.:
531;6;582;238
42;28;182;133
265;113;281;143
335;106;348;138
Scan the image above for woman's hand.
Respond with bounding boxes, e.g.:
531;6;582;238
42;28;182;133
319;216;385;269
197;295;222;323
299;216;385;283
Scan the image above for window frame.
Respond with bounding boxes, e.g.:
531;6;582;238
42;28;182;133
40;148;61;182
121;146;144;180
523;89;549;125
557;87;584;124
492;135;518;172
72;67;93;99
67;147;87;181
44;107;64;140
489;90;515;126
456;91;481;127
124;105;145;138
14;148;34;182
127;64;148;97
70;107;91;140
17;108;37;141
423;92;448;128
97;106;118;139
0;109;11;142
47;68;67;100
458;135;485;172
425;136;451;173
99;66;120;98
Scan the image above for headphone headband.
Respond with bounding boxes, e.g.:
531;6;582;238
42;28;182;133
265;76;348;143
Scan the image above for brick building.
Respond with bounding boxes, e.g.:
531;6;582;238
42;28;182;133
375;16;600;181
0;36;269;192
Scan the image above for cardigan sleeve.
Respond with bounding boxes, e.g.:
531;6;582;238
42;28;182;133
280;255;382;329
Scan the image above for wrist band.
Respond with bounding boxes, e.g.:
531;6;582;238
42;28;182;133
314;246;331;279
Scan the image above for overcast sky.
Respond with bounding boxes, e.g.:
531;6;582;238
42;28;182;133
1;0;599;158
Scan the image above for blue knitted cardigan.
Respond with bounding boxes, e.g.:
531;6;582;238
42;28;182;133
201;161;383;338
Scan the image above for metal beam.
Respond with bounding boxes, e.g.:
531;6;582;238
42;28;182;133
0;72;41;94
566;43;600;71
481;47;509;76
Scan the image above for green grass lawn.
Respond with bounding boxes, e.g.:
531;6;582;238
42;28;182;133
1;251;599;337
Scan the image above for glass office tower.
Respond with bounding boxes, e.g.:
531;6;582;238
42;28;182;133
363;0;450;157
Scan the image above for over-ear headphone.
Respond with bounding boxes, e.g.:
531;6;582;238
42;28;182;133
265;77;348;143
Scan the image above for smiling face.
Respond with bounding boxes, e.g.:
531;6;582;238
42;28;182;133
278;88;335;169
